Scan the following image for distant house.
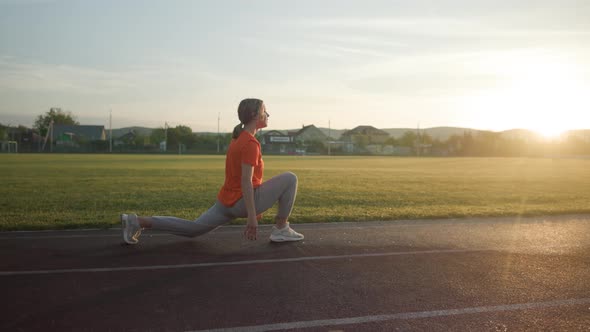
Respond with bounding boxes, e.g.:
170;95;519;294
341;126;390;144
114;129;137;146
52;125;106;146
291;125;327;144
339;125;390;152
260;125;328;154
260;130;295;154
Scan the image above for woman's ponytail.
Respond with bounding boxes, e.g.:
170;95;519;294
232;98;263;139
232;123;244;139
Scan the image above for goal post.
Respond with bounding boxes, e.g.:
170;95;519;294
6;141;17;153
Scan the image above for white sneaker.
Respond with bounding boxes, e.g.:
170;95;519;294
121;213;142;244
269;222;304;242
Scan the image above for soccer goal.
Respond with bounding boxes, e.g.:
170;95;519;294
7;141;17;153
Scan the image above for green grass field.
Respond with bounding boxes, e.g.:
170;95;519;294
1;154;589;231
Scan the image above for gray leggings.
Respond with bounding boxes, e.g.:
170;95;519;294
150;172;298;237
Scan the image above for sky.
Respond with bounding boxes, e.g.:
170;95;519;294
1;0;589;136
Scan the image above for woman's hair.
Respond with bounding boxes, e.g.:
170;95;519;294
232;98;264;139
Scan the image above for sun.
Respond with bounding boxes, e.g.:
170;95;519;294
531;125;566;139
461;51;590;135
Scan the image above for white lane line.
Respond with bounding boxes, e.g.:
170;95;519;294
3;214;588;238
0;227;265;240
0;233;171;240
0;248;485;276
1;228;116;233
187;297;590;332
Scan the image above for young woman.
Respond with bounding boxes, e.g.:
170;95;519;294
121;98;304;244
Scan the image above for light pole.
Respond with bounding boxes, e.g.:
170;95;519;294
164;122;168;152
109;110;112;153
328;119;331;156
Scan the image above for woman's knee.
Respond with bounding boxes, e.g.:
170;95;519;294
282;171;298;185
186;228;211;238
186;223;219;238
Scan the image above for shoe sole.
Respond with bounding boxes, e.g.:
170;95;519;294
120;214;137;245
269;235;304;243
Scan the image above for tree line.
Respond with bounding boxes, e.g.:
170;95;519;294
119;125;232;153
387;130;590;157
0;108;232;153
1;108;589;156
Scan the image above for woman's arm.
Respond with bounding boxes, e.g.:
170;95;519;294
241;163;258;240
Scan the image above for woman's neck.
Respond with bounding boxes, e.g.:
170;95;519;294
243;122;258;136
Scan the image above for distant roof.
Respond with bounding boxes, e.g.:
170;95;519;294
261;130;287;136
52;125;106;141
117;130;136;140
296;124;320;135
342;125;389;137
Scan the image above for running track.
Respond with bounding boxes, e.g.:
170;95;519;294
1;215;589;331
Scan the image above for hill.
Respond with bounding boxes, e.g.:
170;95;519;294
110;126;154;138
109;128;223;138
107;126;590;142
314;126;481;141
498;129;541;140
498;129;590;141
382;127;480;140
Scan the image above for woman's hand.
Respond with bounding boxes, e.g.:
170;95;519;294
241;162;259;241
244;216;258;240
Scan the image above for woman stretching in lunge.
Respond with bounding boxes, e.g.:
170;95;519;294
121;98;304;244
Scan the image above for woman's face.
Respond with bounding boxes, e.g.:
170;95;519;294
256;103;269;129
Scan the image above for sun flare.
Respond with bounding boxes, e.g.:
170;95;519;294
531;125;566;139
462;51;590;135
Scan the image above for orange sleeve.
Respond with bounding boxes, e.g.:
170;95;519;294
241;140;260;166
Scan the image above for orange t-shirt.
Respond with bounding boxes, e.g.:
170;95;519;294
217;130;264;207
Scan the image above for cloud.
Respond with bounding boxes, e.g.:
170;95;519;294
0;55;251;97
0;56;139;95
308;33;407;49
0;55;263;130
289;16;590;39
0;0;60;10
345;48;590;101
293;17;475;35
0;0;56;5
